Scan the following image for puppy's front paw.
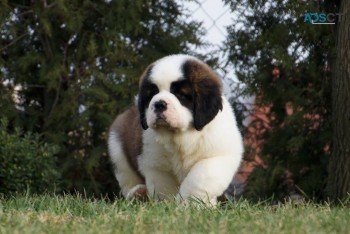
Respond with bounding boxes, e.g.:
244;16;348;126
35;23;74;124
126;184;148;201
175;193;217;207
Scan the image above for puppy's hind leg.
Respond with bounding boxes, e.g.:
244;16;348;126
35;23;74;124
108;131;146;200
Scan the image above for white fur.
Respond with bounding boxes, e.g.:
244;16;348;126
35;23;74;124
139;97;243;205
150;54;199;90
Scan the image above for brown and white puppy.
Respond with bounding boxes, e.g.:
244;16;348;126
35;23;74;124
108;54;243;205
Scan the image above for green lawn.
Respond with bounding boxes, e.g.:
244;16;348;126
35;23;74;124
0;194;349;234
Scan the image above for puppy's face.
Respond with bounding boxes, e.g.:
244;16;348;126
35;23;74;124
138;55;223;131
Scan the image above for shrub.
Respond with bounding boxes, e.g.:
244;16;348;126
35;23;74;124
0;119;60;195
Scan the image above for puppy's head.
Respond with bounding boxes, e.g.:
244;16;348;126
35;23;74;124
138;54;223;131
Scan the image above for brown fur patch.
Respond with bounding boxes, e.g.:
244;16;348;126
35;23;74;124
110;105;144;181
132;186;148;201
184;59;223;93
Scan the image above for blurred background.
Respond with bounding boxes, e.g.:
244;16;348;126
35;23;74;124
0;0;346;201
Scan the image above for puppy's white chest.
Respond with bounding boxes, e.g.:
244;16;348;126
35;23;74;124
157;135;202;183
167;150;191;183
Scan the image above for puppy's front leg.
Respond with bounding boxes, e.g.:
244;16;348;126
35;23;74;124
143;169;179;200
178;156;239;205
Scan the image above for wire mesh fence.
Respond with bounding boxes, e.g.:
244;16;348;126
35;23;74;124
188;0;230;43
185;0;243;97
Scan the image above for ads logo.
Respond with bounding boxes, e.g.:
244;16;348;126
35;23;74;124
304;13;343;25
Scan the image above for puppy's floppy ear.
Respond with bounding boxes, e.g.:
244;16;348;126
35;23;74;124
193;80;223;130
137;65;154;130
182;60;223;131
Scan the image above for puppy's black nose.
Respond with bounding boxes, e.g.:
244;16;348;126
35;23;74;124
154;100;167;113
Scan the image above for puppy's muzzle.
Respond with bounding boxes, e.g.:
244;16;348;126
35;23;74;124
154;100;167;113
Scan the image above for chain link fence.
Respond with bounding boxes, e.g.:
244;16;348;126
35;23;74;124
185;0;245;99
188;0;230;45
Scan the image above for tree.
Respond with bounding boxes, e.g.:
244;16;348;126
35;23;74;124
0;0;204;196
224;0;338;200
326;0;350;201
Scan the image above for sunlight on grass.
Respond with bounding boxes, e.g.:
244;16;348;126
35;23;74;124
0;194;349;234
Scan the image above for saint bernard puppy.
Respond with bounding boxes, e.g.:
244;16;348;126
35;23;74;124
108;54;243;205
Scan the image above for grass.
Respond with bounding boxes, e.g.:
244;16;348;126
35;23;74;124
1;194;350;234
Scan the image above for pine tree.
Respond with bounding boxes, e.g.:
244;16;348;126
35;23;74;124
224;0;339;199
0;0;203;196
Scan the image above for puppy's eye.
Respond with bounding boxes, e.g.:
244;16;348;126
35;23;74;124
175;89;192;101
170;80;193;102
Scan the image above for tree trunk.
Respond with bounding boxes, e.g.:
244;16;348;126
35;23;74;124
326;0;350;201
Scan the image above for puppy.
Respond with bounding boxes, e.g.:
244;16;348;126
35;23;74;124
108;54;243;205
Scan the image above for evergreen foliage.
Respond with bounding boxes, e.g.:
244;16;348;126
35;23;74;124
224;0;338;199
0;0;204;196
0;118;60;195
